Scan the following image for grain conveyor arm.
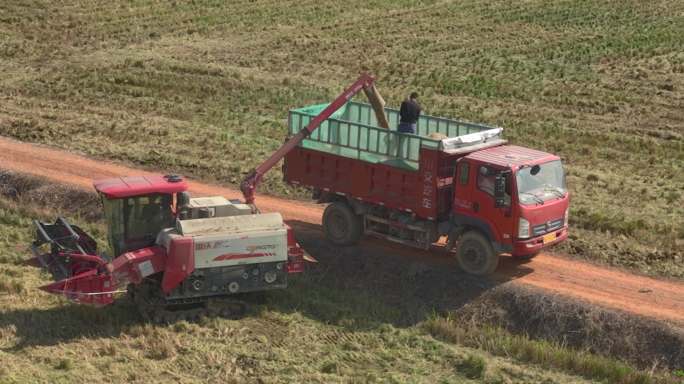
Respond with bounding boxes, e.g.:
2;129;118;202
240;73;384;206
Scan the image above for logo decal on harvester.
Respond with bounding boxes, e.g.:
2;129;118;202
195;240;232;250
212;244;277;261
247;244;275;251
213;252;274;261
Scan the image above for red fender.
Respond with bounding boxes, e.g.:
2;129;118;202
161;237;194;293
108;246;167;285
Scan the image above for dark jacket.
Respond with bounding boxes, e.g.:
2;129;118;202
399;99;421;123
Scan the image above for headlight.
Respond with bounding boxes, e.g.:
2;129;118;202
518;217;530;239
564;208;569;227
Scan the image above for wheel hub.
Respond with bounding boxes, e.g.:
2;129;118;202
329;211;349;239
462;242;485;269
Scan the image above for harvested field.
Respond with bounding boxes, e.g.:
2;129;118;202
0;0;683;382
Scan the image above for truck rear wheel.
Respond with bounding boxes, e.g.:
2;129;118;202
456;231;499;275
322;202;363;246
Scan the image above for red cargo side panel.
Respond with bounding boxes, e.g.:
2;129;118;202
284;147;441;219
161;237;195;293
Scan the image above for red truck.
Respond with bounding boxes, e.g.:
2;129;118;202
280;83;569;275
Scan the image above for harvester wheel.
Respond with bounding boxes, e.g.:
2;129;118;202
456;231;498;276
322;202;363;246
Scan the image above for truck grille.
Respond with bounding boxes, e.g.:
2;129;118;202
532;218;564;236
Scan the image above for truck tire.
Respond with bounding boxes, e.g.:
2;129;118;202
456;231;499;275
322;202;363;246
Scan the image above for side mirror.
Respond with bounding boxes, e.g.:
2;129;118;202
177;191;190;208
494;174;507;208
177;191;191;219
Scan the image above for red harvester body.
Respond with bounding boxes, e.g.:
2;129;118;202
30;175;308;318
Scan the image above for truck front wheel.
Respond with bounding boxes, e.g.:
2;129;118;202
322;202;363;246
456;231;499;275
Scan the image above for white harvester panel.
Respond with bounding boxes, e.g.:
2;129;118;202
186;196;253;218
188;196;230;208
177;212;288;268
191;228;287;268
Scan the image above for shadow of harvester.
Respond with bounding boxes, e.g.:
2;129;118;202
0;300;140;351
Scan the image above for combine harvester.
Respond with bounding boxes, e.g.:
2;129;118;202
29;73;569;321
30;177;308;322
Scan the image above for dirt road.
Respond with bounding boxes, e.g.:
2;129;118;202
1;136;682;326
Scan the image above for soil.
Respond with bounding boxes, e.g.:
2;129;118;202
1;136;683;328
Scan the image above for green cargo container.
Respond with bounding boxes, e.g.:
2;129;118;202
288;101;497;171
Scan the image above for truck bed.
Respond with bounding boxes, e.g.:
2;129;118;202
284;102;504;220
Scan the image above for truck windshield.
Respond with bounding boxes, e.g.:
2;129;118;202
516;160;566;205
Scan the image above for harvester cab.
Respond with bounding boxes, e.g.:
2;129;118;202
94;174;187;257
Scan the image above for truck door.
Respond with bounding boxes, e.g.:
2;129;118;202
452;160;514;249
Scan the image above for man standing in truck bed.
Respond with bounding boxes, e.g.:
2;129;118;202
398;92;421;134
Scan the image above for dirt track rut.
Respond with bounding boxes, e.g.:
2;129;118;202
1;136;682;326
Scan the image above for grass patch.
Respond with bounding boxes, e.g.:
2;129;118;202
0;279;24;294
53;358;73;371
424;316;672;384
458;354;487;380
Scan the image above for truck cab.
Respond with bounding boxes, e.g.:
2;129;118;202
453;145;569;261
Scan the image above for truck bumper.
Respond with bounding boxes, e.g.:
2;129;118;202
512;226;568;257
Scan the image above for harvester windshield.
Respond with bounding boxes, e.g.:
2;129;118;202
102;194;174;256
516;160;567;205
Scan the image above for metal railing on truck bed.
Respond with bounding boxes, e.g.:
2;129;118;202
288;101;498;171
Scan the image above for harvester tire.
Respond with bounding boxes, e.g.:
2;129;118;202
322;202;363;246
456;231;498;275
